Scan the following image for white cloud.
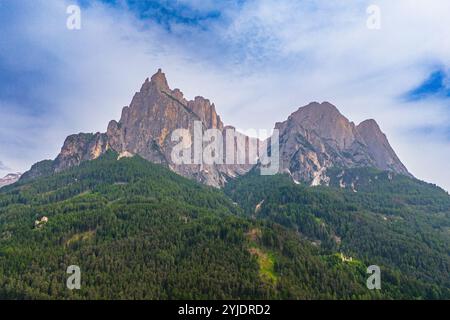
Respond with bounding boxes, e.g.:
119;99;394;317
0;161;10;172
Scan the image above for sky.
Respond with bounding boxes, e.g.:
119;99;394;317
0;0;449;191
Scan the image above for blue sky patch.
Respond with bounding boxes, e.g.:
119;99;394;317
79;0;230;31
405;69;450;101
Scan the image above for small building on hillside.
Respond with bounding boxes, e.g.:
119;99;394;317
340;252;353;262
34;216;49;228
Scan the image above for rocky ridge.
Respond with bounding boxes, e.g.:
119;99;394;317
21;70;411;187
275;102;411;186
0;172;22;188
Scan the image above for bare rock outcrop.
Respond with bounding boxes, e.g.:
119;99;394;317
21;71;411;188
274;102;411;185
24;69;254;187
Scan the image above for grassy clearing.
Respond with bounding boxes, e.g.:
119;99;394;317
65;230;95;247
248;247;277;283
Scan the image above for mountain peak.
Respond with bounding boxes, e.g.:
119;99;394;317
275;102;411;185
303;101;340;111
296;101;341;115
22;70;411;188
141;68;170;92
288;102;349;127
152;67;168;82
279;101;356;151
357;119;380;131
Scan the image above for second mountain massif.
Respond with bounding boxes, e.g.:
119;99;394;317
0;70;449;299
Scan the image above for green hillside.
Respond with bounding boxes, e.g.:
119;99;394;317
0;152;449;299
225;167;450;299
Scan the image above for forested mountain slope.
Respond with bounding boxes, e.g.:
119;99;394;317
225;168;450;298
0;152;378;299
1;152;449;299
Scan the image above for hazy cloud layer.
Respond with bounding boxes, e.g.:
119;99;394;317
0;0;449;191
0;161;10;172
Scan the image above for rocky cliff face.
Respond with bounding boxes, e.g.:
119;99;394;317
105;69;254;186
356;119;409;174
22;71;411;188
25;69;254;187
54;133;109;172
274;102;411;186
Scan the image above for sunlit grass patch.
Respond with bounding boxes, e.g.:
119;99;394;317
248;247;277;283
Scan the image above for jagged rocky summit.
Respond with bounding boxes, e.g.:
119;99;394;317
23;69;255;187
21;69;411;187
275;101;411;186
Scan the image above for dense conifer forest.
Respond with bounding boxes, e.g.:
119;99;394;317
0;152;449;299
